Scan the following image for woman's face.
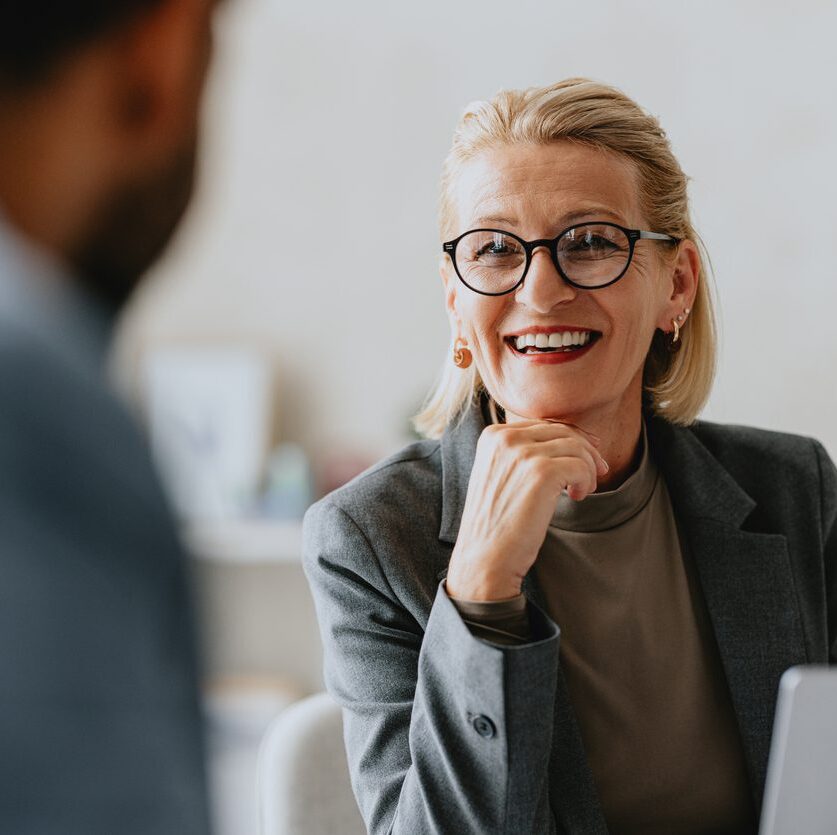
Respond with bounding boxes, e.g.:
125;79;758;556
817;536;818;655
443;141;697;425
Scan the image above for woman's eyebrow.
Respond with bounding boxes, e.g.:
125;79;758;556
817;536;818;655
470;214;519;227
560;207;624;224
470;207;627;231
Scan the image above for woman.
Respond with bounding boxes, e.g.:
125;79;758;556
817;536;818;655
303;78;837;835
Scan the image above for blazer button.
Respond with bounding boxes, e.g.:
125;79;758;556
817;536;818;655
471;714;496;738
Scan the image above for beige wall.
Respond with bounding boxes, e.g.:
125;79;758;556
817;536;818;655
115;0;837;465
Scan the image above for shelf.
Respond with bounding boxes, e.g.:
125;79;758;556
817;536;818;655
184;518;304;564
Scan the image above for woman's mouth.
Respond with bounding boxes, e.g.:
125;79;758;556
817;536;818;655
505;328;602;358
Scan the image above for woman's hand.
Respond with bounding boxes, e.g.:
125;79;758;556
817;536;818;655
445;420;609;602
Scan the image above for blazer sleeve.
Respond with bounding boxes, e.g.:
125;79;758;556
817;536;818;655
813;440;837;663
303;498;561;835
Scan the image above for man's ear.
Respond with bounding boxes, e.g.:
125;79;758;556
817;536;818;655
110;0;212;148
657;239;700;330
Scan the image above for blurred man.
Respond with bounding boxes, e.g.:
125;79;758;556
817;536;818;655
0;1;219;832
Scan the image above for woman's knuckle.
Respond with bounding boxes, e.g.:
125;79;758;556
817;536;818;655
518;445;536;462
529;457;551;480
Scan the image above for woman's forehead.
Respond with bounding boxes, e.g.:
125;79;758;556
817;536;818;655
454;141;641;232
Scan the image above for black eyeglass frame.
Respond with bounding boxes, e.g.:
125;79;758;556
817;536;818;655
442;221;680;296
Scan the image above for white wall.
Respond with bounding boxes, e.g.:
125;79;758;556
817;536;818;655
116;0;837;465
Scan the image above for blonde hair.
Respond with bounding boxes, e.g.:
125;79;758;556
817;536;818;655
414;78;717;439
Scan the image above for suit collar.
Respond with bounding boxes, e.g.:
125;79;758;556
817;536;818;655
645;414;756;527
650;414;806;809
439;398;486;544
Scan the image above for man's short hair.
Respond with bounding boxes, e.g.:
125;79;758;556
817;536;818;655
0;0;166;87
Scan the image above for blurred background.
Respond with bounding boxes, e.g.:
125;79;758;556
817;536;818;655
109;0;837;831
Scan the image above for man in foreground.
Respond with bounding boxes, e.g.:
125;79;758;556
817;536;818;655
0;1;220;831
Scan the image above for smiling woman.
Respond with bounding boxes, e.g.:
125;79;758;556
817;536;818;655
303;78;837;835
419;83;715;441
429;139;694;489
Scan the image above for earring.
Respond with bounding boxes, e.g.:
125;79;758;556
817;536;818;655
666;307;690;353
671;318;681;344
673;307;691;342
453;337;472;369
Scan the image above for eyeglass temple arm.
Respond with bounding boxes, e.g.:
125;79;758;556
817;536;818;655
638;230;678;242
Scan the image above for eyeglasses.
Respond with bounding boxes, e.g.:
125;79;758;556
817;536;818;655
442;221;679;296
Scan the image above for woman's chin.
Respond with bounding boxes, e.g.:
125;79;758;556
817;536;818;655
497;396;592;424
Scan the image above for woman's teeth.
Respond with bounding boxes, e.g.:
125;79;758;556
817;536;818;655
513;331;593;352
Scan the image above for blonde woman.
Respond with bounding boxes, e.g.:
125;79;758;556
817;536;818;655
303;79;837;835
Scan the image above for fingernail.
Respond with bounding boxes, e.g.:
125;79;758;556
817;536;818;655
602;460;610;472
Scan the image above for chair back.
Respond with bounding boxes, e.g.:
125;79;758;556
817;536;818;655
257;692;367;835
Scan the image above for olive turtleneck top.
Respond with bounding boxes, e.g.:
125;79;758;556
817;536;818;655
450;422;756;834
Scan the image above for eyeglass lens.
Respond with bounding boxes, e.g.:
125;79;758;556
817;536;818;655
454;223;633;293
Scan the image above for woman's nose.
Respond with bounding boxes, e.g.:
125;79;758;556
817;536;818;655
514;247;577;312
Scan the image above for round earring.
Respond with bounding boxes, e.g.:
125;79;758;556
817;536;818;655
453;337;472;369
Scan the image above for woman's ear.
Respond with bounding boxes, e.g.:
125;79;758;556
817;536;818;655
657;239;700;330
440;256;461;332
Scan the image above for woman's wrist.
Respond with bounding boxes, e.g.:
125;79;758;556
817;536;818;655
445;559;523;602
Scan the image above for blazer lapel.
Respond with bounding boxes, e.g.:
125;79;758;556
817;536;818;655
438;403;484;545
649;417;807;808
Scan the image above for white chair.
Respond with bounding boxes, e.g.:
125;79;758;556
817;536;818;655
257;692;367;835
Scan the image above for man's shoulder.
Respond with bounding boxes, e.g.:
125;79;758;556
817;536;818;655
0;313;108;412
0;318;124;456
0;318;171;520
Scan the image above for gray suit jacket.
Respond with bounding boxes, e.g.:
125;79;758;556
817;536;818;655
0;218;210;833
303;398;837;835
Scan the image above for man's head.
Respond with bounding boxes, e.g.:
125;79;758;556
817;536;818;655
0;0;217;310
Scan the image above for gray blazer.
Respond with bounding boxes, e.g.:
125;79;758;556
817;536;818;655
303;398;837;835
0;218;210;834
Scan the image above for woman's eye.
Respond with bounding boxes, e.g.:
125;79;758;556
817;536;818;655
475;239;520;258
477;243;508;256
581;236;613;250
564;234;620;256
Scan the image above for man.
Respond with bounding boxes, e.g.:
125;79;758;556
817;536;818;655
0;1;219;832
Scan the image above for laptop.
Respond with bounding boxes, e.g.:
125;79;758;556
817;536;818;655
760;666;837;835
